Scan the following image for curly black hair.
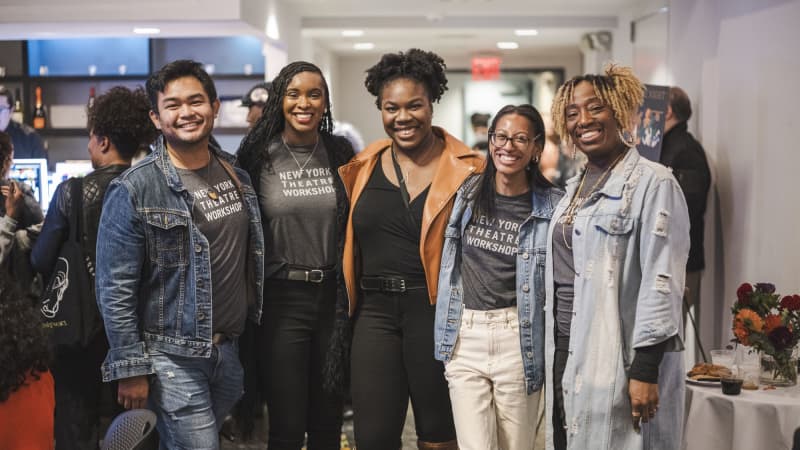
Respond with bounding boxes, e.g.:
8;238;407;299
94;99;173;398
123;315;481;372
364;48;448;109
237;61;334;180
0;277;51;402
87;86;158;160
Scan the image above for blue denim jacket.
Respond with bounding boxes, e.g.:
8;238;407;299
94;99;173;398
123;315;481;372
96;137;264;382
543;149;689;449
434;175;564;394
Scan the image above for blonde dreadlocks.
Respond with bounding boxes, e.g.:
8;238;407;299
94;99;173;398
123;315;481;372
550;63;644;144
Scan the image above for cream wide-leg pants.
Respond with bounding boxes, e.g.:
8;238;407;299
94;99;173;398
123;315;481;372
444;307;540;450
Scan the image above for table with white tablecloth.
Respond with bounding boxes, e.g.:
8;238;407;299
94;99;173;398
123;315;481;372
683;382;800;450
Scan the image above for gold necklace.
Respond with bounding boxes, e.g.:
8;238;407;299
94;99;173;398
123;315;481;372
282;134;319;173
560;150;627;249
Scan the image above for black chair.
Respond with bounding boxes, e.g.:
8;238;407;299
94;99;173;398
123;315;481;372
101;409;158;450
792;427;800;450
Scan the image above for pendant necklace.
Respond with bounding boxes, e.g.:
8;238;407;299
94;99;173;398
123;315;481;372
560;149;627;249
282;134;319;173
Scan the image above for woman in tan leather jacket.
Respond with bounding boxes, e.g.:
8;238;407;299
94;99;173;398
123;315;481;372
338;48;484;450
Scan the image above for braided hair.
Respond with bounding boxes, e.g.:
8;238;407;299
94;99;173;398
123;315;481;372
550;63;644;143
237;61;334;181
364;48;448;108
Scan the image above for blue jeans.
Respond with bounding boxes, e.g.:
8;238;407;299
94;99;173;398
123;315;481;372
148;340;243;450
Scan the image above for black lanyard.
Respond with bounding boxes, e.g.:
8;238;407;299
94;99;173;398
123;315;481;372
390;146;412;210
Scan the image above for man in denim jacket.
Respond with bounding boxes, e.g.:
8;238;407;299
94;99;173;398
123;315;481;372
95;60;264;449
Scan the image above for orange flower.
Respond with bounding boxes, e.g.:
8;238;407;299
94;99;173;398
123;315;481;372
733;321;751;346
764;314;783;333
736;308;764;332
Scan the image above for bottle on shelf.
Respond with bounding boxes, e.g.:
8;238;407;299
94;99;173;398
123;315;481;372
32;86;46;129
11;88;23;124
340;432;352;450
88;87;96;109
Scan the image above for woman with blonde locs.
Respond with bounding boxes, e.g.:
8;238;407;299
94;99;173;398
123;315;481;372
545;64;689;449
433;104;563;450
237;61;354;450
339;49;483;450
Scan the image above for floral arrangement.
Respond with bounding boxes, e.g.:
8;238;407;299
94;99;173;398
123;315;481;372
732;282;800;381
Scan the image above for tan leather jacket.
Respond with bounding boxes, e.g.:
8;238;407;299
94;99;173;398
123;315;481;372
338;127;484;316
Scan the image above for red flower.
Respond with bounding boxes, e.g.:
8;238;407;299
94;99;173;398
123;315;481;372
764;314;784;333
780;295;800;311
768;326;794;351
755;283;776;294
737;283;754;305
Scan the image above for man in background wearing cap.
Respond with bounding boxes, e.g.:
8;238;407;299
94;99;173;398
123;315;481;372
241;82;270;129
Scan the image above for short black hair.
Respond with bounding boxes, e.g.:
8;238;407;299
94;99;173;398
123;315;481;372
0;85;12;105
146;59;217;113
87;86;158;160
364;48;448;109
669;86;692;122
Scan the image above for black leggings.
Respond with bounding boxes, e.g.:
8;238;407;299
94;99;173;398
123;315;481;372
553;334;570;450
262;279;343;450
350;289;456;450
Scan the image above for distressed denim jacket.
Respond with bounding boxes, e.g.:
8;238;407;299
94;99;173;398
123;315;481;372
543;148;689;449
96;137;264;382
434;175;564;394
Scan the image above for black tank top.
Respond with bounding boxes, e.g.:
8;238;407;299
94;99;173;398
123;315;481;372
352;160;429;279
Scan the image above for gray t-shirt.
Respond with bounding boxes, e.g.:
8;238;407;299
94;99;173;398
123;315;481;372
461;192;531;310
176;156;249;336
259;137;337;277
552;167;608;338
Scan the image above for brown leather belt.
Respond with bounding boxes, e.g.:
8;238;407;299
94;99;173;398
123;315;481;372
360;276;426;293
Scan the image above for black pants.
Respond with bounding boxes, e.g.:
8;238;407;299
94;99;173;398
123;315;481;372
52;333;120;450
553;334;570;450
262;278;343;450
350;288;456;450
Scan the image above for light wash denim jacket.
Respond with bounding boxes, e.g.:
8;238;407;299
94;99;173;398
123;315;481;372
434;175;564;394
96;137;264;382
543;148;689;450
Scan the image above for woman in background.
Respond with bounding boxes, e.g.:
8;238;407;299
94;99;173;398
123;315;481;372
0;278;54;449
339;48;483;450
434;104;562;450
546;64;689;449
237;61;354;450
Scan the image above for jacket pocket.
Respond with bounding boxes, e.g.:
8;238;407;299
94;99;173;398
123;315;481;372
144;211;189;268
593;215;633;235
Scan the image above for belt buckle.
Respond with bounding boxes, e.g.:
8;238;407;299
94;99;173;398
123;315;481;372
382;278;406;293
307;269;325;283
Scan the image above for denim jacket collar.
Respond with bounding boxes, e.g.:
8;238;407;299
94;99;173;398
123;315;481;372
151;136;233;195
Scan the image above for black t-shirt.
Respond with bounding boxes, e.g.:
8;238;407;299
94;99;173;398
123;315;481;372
461;192;530;310
258;137;337;277
352;159;428;279
176;156;249;336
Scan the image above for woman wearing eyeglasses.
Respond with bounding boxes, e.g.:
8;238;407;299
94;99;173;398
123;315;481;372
433;104;563;450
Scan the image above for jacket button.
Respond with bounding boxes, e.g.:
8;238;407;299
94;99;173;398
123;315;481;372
195;244;202;253
522;284;530;292
197;312;205;320
575;229;581;235
521;320;530;327
522;252;529;260
526;351;533;358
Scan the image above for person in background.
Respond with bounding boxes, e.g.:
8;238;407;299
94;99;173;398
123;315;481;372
434;104;563;450
237;61;354;450
546;64;689;449
470;112;490;152
339;48;484;450
241;82;270;129
95;60;264;449
659;86;711;360
0;131;43;300
0;86;48;161
0;277;55;450
31;86;158;450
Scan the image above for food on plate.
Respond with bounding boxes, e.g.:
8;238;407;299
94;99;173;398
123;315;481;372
687;362;732;380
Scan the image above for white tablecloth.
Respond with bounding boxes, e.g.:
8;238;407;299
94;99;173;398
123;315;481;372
683;382;800;450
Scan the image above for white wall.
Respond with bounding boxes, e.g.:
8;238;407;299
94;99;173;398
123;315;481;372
332;49;583;145
667;0;800;349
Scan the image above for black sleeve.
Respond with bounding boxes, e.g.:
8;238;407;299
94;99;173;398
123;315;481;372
628;340;668;384
30;182;70;278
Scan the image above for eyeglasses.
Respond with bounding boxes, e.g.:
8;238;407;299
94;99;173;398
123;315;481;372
0;107;11;114
489;132;540;149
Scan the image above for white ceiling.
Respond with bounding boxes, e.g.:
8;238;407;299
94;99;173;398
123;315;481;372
0;0;641;57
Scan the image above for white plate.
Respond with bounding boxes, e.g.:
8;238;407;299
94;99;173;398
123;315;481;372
686;376;721;386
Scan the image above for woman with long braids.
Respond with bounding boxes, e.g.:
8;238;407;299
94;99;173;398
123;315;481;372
339;48;483;450
434;104;563;450
545;64;690;449
237;61;354;450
